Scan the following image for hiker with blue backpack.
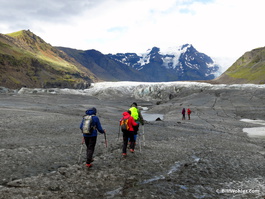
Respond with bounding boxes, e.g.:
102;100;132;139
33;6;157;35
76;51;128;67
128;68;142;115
80;107;106;168
120;110;139;156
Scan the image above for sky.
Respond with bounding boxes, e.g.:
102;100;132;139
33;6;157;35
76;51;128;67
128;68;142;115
1;0;264;71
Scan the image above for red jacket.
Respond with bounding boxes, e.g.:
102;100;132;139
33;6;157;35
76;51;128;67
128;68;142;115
120;111;138;131
187;109;191;114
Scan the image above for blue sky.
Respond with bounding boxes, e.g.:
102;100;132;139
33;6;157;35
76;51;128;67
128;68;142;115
0;0;264;71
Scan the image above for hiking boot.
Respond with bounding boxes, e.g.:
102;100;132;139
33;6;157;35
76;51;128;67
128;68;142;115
86;163;93;168
130;149;134;153
122;153;127;158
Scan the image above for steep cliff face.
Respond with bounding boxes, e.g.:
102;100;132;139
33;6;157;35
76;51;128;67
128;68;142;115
213;47;265;84
0;30;95;89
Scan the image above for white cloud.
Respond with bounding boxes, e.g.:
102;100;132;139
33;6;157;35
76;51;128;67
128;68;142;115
1;0;264;71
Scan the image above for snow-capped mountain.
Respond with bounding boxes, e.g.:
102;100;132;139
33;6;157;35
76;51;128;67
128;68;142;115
107;44;220;81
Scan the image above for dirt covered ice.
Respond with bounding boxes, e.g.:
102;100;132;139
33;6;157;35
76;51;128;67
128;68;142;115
0;82;265;199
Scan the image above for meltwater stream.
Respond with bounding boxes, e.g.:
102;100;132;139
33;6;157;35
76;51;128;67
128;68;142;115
141;112;164;121
140;107;164;122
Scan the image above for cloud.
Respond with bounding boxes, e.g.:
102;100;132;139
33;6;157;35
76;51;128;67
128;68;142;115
0;0;102;25
1;0;264;70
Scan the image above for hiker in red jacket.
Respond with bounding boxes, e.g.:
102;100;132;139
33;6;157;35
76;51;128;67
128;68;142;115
120;110;139;156
187;108;191;120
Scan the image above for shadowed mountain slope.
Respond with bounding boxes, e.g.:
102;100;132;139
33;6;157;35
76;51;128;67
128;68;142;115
57;47;145;81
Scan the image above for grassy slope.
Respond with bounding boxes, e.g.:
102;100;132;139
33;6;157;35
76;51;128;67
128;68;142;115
213;47;265;84
226;47;265;83
0;30;95;88
6;30;79;72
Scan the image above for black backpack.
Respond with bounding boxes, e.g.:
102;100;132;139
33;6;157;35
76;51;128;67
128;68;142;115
82;115;96;134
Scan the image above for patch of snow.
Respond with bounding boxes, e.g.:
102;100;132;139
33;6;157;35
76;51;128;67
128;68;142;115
243;127;265;138
241;119;265;138
137;45;191;69
240;119;265;126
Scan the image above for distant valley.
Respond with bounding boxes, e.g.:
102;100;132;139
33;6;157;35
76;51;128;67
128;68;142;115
0;30;264;89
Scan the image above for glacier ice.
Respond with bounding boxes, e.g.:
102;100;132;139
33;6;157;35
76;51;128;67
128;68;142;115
17;81;265;101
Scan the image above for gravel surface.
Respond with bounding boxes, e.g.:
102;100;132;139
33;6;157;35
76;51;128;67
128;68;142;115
0;87;265;199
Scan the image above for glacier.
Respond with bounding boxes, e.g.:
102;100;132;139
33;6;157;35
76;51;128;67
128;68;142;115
17;81;265;101
2;80;265;198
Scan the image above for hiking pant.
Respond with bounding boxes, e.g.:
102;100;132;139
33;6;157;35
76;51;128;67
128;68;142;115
122;131;135;153
129;121;140;142
182;114;185;120
84;136;97;164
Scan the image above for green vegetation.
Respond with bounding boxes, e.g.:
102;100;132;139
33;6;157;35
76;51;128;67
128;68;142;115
6;30;77;72
224;47;265;84
228;65;265;81
6;30;25;37
0;30;93;89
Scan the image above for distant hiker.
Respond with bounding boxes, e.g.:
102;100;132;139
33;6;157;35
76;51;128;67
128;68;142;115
120;110;139;156
187;108;191;120
182;108;186;120
129;102;144;143
80;107;106;168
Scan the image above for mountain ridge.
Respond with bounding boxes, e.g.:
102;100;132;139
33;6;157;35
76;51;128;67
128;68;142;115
0;30;96;89
1;29;264;89
106;44;220;82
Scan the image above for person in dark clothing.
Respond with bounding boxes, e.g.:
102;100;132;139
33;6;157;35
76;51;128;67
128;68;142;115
80;107;105;168
182;108;186;120
120;110;139;156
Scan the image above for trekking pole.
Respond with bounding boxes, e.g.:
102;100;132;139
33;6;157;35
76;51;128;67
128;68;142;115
143;125;146;146
138;131;142;153
78;137;85;164
104;130;108;148
118;123;121;141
